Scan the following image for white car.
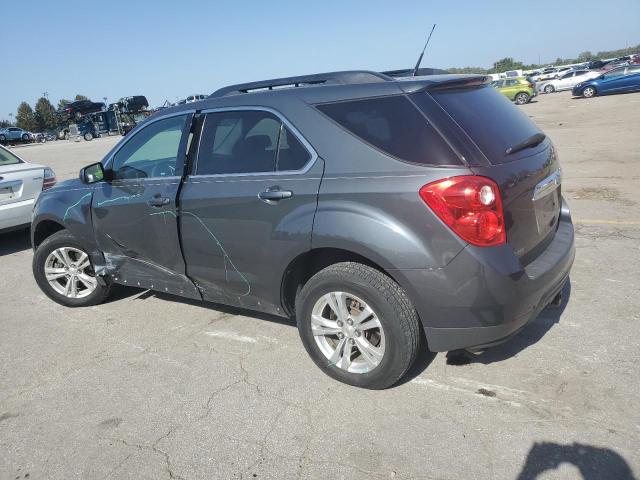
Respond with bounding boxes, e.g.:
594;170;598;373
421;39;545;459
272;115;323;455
0;144;56;232
538;70;601;93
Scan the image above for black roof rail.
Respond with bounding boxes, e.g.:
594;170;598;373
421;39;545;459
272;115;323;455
383;67;449;77
209;70;393;98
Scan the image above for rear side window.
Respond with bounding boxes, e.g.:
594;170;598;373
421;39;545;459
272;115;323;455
196;110;312;175
431;85;542;164
316;95;460;166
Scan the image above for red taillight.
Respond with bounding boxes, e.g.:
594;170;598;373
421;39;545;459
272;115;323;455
42;167;56;191
528;83;535;88
419;175;506;247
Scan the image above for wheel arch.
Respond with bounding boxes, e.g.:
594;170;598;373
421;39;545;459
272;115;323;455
32;219;66;249
280;247;406;319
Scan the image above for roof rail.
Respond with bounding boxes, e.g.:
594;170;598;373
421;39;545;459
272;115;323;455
383;67;449;77
209;70;392;98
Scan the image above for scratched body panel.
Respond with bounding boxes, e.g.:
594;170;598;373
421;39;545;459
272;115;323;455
91;176;201;298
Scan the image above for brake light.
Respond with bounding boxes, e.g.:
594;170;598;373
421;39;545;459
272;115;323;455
42;167;56;190
419;176;506;246
528;83;535;88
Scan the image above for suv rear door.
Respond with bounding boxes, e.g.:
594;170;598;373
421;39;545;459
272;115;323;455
92;112;200;297
423;84;563;261
179;108;322;314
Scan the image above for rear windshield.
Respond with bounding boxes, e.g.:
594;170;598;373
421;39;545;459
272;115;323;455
0;147;23;166
316;95;461;166
431;85;543;164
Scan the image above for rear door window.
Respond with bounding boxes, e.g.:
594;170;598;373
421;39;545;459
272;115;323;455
316;95;460;166
0;147;23;165
196;110;280;175
430;85;543;164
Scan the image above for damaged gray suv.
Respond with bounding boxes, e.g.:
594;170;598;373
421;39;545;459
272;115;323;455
31;71;574;389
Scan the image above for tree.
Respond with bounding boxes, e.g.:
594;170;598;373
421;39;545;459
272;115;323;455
74;94;89;101
578;51;594;62
34;97;57;131
489;57;523;73
15;102;37;131
57;98;72;110
0;119;13;128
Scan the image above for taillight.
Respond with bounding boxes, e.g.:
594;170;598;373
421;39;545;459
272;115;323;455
419;175;506;247
528;83;535;88
42;167;56;191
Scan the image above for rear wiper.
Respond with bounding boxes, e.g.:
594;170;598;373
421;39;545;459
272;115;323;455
504;133;546;156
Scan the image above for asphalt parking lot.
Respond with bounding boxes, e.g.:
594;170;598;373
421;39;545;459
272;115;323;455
1;92;639;480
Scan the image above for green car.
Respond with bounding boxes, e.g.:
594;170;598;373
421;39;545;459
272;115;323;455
491;77;537;105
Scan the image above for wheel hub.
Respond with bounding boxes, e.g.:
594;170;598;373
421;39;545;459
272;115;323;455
310;291;385;374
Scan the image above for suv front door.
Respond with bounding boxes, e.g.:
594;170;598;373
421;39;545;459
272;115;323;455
179;108;323;314
92;112;200;298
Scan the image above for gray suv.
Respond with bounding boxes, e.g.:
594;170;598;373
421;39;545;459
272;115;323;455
31;71;574;389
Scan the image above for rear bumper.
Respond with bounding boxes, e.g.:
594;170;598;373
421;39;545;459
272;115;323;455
392;200;575;352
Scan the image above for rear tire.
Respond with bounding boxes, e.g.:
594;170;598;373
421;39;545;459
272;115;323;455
295;262;420;389
33;230;112;307
515;92;530;105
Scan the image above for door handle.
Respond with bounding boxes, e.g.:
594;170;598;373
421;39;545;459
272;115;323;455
258;188;293;202
148;196;171;207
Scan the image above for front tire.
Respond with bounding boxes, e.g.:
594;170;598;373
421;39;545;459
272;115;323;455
33;230;112;307
544;84;555;94
515;92;530;105
22;133;30;141
582;86;596;98
296;262;420;389
83;132;93;141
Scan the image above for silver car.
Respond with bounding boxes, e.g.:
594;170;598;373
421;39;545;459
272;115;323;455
0;144;56;231
0;127;33;143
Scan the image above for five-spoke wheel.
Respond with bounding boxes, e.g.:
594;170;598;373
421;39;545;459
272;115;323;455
311;291;385;373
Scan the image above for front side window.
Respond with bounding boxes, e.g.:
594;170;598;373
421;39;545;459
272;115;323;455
603;68;625;79
112;114;187;180
195;110;311;175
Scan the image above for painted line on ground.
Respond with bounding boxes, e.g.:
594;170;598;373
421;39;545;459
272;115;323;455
574;219;640;226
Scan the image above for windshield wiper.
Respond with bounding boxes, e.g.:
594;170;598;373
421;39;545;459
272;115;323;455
504;133;546;156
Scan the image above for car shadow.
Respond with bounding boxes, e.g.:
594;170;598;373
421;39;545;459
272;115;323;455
0;228;32;256
446;280;572;366
516;441;636;479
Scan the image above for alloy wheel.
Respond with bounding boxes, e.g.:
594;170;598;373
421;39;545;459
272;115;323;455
583;87;595;98
311;291;385;374
44;247;97;299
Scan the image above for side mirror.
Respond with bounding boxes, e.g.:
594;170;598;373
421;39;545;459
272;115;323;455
79;162;105;184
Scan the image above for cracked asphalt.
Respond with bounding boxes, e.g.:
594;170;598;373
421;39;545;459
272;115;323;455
1;92;639;479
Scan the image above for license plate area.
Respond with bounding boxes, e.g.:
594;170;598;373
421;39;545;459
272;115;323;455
532;169;561;236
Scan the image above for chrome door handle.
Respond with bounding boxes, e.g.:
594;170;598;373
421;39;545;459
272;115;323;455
148;196;170;207
258;189;293;202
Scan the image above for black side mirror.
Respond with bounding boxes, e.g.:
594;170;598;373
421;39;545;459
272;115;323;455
79;162;105;184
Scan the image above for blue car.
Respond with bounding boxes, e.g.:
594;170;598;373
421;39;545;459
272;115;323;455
572;65;640;98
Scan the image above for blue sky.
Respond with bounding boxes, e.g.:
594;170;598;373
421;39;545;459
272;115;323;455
2;0;638;120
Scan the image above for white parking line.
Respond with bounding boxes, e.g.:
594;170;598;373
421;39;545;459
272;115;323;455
205;331;258;343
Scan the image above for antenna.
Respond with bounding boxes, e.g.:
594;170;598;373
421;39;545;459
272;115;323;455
412;24;437;76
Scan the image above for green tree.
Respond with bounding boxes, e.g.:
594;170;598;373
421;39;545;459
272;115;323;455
74;94;89;101
34;97;57;131
15;102;37;131
489;57;523;73
0;119;13;128
57;98;72;110
578;51;594;62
